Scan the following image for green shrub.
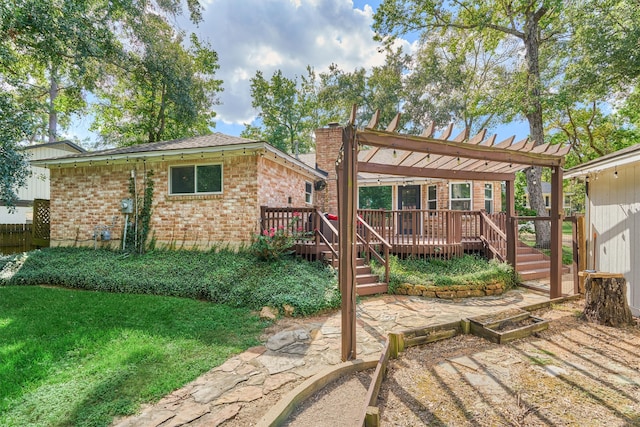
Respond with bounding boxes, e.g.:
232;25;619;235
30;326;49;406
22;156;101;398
250;212;312;261
2;247;339;316
373;254;517;292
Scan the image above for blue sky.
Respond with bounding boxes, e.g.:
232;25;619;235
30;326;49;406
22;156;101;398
68;0;529;145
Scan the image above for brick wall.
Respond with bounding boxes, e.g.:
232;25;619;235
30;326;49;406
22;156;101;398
257;156;315;208
49;152;319;249
314;125;342;214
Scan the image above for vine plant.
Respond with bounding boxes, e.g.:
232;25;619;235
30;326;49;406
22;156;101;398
126;169;154;253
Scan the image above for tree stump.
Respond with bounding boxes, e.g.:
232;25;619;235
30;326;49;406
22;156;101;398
583;274;633;327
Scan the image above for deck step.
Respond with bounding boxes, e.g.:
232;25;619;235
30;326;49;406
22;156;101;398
356;273;381;285
357;265;371;275
517;253;546;263
356;282;388;296
516;260;553;271
519;268;555;281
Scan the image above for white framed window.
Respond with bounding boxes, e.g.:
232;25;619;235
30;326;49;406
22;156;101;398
484;183;493;213
545;195;550;208
449;182;471;210
427;185;437;210
305;181;313;204
169;164;222;195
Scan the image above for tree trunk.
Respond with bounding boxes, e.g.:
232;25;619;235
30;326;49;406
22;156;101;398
522;8;550;247
583;275;633;327
48;65;59;143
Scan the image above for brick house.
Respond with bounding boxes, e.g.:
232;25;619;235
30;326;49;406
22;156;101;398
35;126;504;249
33;133;326;248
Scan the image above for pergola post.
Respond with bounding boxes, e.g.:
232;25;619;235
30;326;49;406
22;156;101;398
505;179;516;268
550;166;564;298
337;125;358;361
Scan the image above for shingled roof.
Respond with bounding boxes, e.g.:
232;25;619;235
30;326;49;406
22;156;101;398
37;133;257;161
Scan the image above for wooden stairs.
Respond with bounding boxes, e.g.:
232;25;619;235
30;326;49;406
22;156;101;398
516;242;569;281
325;253;388;296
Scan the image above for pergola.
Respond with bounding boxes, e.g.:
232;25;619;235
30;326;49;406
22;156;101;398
336;108;570;361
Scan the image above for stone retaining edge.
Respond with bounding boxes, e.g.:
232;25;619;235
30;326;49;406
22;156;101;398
256;356;379;427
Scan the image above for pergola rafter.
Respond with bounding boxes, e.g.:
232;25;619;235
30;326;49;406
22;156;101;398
337;109;568;362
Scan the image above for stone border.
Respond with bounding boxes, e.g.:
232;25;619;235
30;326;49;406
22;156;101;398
394;281;507;298
256;357;379;427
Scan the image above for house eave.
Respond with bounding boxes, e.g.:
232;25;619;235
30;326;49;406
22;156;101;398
32;141;325;179
564;144;640;179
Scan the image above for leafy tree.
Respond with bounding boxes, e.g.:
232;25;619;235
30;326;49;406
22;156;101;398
1;0;206;144
0;93;37;209
92;19;222;146
565;0;640;96
358;186;393;210
547;101;639;169
374;0;565;246
244;67;319;154
403;29;517;135
317;48;409;130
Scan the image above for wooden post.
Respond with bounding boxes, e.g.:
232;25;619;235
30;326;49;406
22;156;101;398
337;124;358;362
505;179;516;268
550;166;563;299
577;215;586;279
570;217;579;295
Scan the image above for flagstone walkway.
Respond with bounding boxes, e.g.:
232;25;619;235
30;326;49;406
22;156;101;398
113;288;550;427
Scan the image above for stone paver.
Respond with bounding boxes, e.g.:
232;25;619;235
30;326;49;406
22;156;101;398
112;289;549;426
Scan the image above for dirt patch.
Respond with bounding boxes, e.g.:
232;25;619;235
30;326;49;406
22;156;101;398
379;300;640;426
283;369;373;427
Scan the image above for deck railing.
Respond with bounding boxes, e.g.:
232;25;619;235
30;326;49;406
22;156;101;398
479;211;507;261
260;207;507;261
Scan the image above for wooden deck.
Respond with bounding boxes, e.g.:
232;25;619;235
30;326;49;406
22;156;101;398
260;206;504;260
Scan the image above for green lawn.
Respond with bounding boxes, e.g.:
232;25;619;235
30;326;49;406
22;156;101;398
0;286;266;427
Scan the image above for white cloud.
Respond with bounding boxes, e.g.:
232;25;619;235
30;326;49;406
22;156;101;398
187;0;397;125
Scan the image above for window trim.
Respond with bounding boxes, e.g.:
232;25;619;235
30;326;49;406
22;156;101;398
449;181;472;211
169;163;223;195
484;183;493;213
427;184;437;210
305;181;313;205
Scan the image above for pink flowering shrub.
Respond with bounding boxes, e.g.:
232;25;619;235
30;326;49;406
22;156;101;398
251;212;312;261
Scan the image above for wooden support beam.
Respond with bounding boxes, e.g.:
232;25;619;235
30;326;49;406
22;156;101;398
349;104;358;125
506;179;516;269
356;131;564;167
421;122;435;138
386;113;401;132
338;125;358;361
467;129;487;145
358;162;515;182
550;166;564;299
366;110;380;129
453;128;468;142
480;134;497;147
440;123;453;140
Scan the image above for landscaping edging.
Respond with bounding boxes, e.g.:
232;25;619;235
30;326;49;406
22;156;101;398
256;357;379;427
394;281;507;298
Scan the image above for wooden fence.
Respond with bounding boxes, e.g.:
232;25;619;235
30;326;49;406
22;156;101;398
0;224;33;255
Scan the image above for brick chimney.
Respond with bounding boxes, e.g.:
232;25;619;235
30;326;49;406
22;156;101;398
314;123;342;214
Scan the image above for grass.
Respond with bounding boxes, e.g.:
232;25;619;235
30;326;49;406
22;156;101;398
372;255;517;293
3;247;339;316
0;286;267;427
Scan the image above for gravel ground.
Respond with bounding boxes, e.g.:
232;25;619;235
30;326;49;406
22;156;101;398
379;300;640;426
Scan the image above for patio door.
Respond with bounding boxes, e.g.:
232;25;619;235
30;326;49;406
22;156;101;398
398;185;421;235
